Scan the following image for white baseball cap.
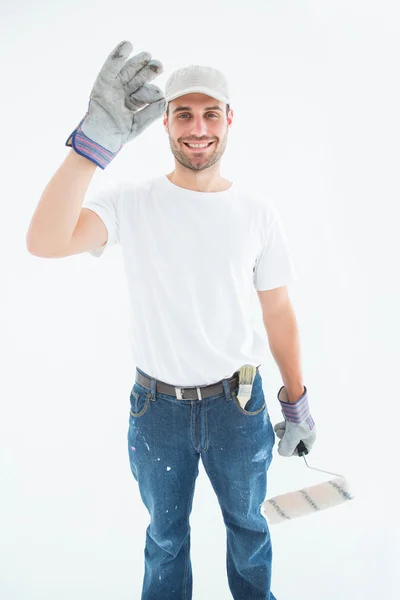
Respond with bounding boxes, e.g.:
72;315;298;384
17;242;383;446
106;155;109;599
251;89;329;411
165;65;230;105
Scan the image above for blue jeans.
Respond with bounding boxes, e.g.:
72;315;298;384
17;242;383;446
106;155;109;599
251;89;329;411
127;366;278;600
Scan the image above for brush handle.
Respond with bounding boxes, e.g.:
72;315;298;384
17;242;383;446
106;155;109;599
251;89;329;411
297;441;308;456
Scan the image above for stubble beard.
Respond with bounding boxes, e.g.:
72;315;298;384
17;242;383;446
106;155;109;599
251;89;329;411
168;130;228;172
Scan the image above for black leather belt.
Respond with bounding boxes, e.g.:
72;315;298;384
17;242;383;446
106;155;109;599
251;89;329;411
135;368;241;400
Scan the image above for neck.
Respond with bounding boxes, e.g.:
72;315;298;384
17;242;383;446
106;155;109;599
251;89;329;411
167;164;232;193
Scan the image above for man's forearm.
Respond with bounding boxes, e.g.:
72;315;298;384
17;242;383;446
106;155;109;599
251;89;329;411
263;304;305;403
26;149;97;255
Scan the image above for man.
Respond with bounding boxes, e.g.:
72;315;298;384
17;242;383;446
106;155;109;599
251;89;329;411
26;40;316;600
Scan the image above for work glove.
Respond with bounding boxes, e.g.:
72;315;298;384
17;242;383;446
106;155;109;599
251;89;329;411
274;386;316;457
66;40;166;169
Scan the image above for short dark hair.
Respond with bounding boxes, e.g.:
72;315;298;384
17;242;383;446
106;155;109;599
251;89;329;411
165;103;230;117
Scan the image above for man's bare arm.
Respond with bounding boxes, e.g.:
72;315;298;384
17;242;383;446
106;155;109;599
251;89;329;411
26;150;97;256
259;291;305;403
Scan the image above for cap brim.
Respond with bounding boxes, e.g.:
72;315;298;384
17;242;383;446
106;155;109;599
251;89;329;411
165;85;229;104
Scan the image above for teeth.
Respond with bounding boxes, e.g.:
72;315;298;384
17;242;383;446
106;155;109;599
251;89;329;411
187;143;211;148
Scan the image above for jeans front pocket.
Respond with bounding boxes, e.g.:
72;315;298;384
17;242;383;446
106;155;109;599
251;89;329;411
231;389;266;416
129;382;151;418
230;371;266;416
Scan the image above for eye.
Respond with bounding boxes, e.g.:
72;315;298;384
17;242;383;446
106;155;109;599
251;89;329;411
177;112;219;119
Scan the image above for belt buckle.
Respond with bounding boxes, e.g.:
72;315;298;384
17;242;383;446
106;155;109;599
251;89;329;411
175;386;203;400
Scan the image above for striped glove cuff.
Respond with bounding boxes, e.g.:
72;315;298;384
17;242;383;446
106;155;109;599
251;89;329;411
65;113;122;170
278;385;315;429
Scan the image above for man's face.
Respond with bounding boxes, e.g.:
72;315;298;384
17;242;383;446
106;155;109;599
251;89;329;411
163;93;233;172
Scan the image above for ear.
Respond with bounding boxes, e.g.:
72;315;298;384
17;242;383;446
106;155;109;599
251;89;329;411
163;113;169;133
227;108;234;129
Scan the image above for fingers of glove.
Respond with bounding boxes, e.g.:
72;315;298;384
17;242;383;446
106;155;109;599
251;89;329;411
128;98;166;139
278;438;312;457
277;437;300;457
117;51;154;85
125;83;164;111
276;420;311;456
274;421;286;434
277;428;316;457
99;40;135;81
120;59;164;96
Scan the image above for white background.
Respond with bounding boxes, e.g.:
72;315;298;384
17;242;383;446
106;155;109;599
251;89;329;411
2;0;399;598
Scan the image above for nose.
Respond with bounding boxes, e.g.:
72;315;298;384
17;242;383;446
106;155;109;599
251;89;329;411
189;115;208;137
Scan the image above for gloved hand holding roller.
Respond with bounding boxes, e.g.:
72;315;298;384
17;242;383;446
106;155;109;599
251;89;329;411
261;383;354;524
275;384;316;457
66;40;166;169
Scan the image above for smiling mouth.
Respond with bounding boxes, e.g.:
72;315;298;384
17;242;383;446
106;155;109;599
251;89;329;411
183;141;215;151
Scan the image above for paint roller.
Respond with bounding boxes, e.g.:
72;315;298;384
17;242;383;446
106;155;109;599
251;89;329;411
261;440;354;524
236;365;354;525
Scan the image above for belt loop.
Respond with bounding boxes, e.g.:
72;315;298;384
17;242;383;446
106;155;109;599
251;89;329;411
175;387;183;400
196;387;202;401
151;376;157;399
222;376;232;402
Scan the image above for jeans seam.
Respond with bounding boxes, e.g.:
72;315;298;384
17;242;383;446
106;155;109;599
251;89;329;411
182;470;197;600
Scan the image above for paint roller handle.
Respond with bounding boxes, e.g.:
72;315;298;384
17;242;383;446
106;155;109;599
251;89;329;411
297;440;309;456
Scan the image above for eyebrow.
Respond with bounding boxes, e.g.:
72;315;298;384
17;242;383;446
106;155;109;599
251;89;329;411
172;105;223;114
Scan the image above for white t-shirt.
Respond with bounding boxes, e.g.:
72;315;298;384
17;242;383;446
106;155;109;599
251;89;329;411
83;174;298;386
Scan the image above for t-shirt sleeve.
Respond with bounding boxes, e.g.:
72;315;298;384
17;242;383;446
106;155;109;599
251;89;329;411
253;209;299;291
82;185;120;257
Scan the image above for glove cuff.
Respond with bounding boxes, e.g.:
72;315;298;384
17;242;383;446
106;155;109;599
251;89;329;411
278;385;315;429
65;114;121;170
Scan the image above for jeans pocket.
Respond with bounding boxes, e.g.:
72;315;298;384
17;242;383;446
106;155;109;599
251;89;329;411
129;382;151;418
231;387;266;416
